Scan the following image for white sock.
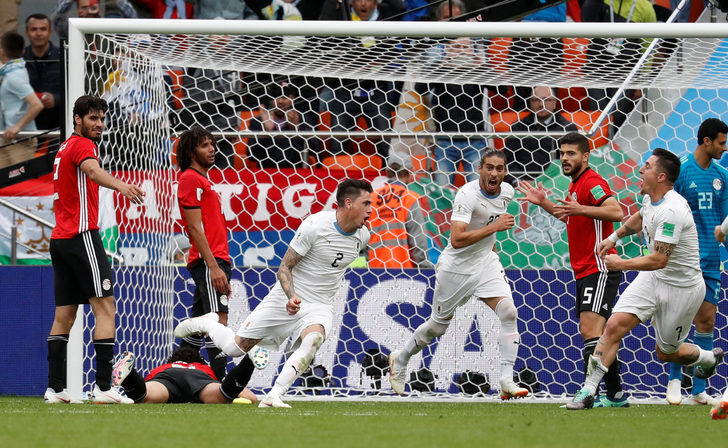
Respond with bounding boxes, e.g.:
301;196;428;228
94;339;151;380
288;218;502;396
207;323;245;358
584;356;608;395
270;332;324;397
495;300;520;384
687;347;716;367
397;319;449;365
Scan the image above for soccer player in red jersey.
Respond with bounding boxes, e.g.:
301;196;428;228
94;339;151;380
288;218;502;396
517;132;629;407
45;95;144;404
175;127;231;380
111;347;258;404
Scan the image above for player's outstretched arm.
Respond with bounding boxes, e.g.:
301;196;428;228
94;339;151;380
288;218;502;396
516;181;561;221
554;196;623;222
607;240;673;272
278;247;303;315
79;159;145;204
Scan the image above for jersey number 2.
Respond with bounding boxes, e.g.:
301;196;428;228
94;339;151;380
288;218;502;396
331;252;344;267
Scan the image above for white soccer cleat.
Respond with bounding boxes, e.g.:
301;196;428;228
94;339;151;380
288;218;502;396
500;380;530;400
44;388;81;404
174;312;219;339
388;351;407;395
686;392;718;407
250;346;270;370
92;385;134;404
258;393;291;409
666;378;682;405
112;351;135;387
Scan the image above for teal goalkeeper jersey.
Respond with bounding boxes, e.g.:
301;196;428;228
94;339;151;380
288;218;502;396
674;152;728;278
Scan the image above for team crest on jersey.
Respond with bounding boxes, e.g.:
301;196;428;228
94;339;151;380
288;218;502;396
571;192;577;201
713;179;722;191
102;279;111;291
196;188;204;201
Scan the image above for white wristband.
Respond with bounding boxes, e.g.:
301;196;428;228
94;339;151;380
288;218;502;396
607;232;619;243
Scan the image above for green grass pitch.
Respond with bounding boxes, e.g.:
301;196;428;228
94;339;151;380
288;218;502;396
1;396;725;448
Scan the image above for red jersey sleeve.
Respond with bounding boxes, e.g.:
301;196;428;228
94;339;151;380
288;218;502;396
178;171;203;209
69;138;97;166
584;175;613;207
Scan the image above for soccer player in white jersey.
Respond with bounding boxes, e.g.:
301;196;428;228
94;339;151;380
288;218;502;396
174;179;373;408
567;148;725;410
388;148;530;400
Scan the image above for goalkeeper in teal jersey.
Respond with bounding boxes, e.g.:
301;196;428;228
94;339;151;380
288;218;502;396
667;118;728;406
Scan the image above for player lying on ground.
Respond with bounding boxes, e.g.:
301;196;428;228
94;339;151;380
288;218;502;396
111;346;265;404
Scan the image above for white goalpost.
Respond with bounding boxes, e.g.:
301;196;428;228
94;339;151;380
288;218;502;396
65;17;728;402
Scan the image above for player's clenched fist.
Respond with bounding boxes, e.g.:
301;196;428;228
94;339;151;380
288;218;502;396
286;297;301;315
492;213;515;231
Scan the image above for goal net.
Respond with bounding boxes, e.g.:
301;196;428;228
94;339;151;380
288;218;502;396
67;18;728;401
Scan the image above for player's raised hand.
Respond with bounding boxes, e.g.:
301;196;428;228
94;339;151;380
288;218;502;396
516;181;546;205
286;296;302;315
492;213;515;232
118;183;145;204
715;225;726;243
597;238;615;258
553;196;582;219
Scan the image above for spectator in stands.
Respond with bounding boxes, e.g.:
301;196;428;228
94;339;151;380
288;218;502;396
248;81;320;168
368;152;433;270
52;0;139;41
23;14;62;132
0;0;21;35
100;34;167;168
507;4;567;111
133;0;192;18
417;0;492;187
322;0;405;163
319;0;406;20
505;86;578;183
581;0;656;135
0;31;43;169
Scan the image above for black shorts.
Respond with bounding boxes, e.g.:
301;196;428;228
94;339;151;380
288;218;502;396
148;368;219;403
50;230;114;306
575;270;621;319
188;258;231;316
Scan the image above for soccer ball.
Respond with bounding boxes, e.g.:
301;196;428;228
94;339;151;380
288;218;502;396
251;346;270;370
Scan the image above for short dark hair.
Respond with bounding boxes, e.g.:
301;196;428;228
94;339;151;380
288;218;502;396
697;118;728;145
652;147;681;184
177;127;215;171
167;345;206;364
559;132;590;153
72;95;108;120
25;13;51;27
479;147;506;166
336;178;372;206
1;31;25;59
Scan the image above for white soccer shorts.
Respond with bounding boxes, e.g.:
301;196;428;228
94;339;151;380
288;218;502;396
613;271;704;354
236;288;333;351
431;255;513;324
